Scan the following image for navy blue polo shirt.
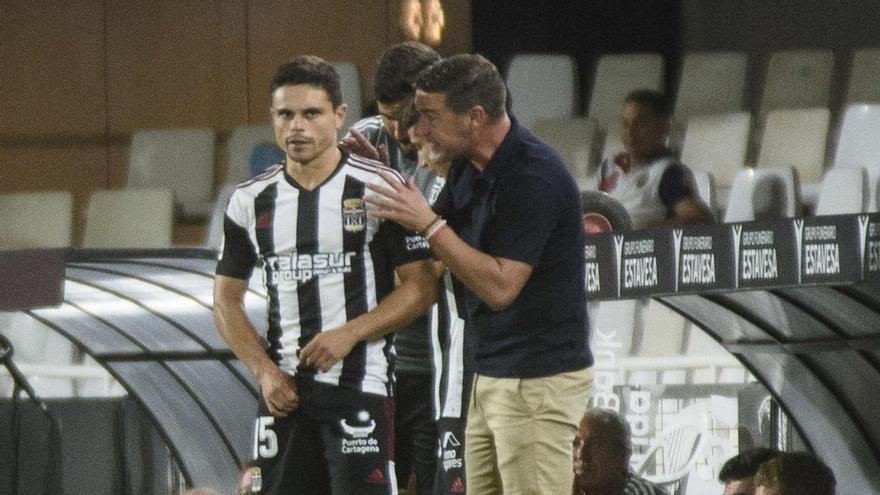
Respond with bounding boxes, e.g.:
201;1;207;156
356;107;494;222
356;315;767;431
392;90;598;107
433;117;593;378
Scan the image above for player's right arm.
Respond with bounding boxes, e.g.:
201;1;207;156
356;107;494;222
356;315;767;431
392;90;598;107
213;275;298;417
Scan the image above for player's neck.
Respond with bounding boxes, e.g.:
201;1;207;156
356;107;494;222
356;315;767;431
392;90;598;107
286;147;342;190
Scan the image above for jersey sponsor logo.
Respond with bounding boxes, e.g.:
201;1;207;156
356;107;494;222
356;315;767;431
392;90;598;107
265;251;356;284
343;198;366;233
440;432;463;471
340;410;381;455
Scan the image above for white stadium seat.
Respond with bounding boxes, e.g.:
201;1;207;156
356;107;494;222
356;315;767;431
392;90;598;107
723;167;801;222
587;53;664;130
83;189;174;249
759;49;833;118
674;51;748;122
531;117;599;183
757;107;830;185
831;104;880;212
815;167;869;215
505;54;579;129
127;128;216;219
0;191;73;249
680;112;751;189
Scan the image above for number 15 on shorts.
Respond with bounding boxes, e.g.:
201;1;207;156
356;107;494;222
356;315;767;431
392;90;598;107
254;416;279;459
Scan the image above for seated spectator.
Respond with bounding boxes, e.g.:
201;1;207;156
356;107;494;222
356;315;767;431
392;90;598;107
594;89;714;229
718;447;780;495
753;451;836;495
573;408;669;495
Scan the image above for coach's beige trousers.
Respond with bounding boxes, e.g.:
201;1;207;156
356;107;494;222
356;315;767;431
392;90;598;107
465;367;593;495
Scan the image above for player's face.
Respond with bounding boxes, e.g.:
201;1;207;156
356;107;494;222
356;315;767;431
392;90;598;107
724;478;757;495
271;84;346;167
620;101;668;163
378;99;417;157
413;90;472;160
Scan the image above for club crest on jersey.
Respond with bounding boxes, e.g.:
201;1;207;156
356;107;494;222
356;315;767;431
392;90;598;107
343;198;366;232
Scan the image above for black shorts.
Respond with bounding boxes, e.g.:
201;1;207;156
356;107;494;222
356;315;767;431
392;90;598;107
247;379;396;495
394;372;437;494
434;416;467;494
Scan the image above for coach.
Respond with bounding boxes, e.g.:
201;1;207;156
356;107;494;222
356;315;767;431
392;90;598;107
367;53;593;495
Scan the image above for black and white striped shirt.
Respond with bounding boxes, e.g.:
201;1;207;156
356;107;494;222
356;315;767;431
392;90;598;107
217;153;432;396
412;167;470;420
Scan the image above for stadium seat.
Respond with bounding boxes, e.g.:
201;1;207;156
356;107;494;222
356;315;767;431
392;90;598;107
674;51;748;122
505;54;578;129
587;53;664;130
225;124;278;185
815;168;869;215
126;128;216;219
756;107;830;185
634;411;709;494
83;189;174;249
331;61;363;133
692;171;717;217
759;49;834;118
680;112;751;189
846;47;880;104
530;117;598;183
0;191;73;249
723;167;801;222
831;104;880;212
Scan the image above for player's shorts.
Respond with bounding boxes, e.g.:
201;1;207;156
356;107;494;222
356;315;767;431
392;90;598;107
434;416;467;494
246;379;396;495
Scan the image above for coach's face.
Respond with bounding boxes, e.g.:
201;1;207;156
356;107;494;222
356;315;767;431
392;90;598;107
271;84;346;167
413;90;472;160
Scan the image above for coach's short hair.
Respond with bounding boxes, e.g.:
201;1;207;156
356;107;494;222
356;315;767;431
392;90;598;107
374;42;440;103
718;447;779;483
415;54;507;122
624;89;672;120
270;55;342;108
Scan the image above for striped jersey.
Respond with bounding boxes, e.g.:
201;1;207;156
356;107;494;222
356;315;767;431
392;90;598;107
412;166;470;420
216;153;432;396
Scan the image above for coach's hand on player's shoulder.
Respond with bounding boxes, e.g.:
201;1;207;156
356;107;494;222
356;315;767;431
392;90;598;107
365;170;435;233
258;365;299;417
299;326;358;373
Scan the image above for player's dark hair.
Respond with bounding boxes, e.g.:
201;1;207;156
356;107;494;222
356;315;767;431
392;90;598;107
624;89;672;120
270;55;342;108
374;42;440;103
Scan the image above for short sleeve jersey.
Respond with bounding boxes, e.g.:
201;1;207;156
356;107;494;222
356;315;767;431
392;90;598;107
597;152;696;229
433;117;593;378
216;153;431;396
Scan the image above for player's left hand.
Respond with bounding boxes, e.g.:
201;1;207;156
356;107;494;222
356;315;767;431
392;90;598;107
365;169;436;233
299;326;359;372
